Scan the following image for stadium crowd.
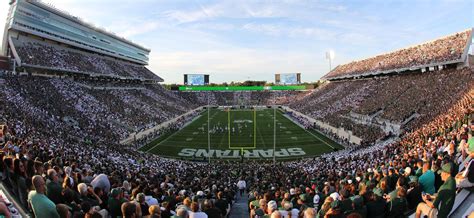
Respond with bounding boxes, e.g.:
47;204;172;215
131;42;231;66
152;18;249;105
323;30;470;79
290;67;473;144
14;39;159;81
0;65;473;218
0;29;472;218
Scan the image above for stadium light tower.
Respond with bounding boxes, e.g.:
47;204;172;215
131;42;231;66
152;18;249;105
326;50;335;71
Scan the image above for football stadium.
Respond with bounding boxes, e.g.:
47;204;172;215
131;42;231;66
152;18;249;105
0;0;473;218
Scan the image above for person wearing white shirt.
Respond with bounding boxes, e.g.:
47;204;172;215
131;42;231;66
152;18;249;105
237;177;246;196
189;202;208;218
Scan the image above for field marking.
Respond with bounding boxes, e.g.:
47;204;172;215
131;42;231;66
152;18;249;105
145;109;213;153
147;109;339;157
254;108;256;147
302;126;335;149
255;110;267;149
276;110;336;150
228;109;257;149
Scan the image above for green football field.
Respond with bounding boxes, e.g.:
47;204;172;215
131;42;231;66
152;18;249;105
140;108;343;160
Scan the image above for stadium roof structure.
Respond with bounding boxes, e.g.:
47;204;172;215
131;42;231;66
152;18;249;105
30;0;150;52
2;0;151;65
1;0;163;82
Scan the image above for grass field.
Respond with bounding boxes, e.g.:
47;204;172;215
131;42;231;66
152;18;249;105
141;108;343;160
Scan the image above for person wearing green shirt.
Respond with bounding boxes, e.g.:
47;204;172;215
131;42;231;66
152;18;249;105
28;175;60;218
468;131;474;158
415;160;424;177
415;163;456;218
108;188;128;218
418;161;436;195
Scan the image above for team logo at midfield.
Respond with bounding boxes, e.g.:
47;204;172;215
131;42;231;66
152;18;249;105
178;148;306;158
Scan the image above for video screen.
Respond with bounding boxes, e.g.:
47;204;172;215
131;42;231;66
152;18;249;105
281;73;298;84
185;74;206;85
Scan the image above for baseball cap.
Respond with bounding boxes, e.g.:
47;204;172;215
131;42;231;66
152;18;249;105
440;163;453;174
267;200;277;210
373;188;383;197
329;192;340;201
409;176;418;184
290;188;296;195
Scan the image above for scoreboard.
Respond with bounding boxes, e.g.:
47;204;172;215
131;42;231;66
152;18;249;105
184;74;209;85
275;73;301;84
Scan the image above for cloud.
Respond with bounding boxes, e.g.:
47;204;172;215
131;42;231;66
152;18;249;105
148;48;329;83
116;21;162;38
242;23;337;40
162;3;221;24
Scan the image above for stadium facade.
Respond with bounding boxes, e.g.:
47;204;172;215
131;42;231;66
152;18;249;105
2;0;162;82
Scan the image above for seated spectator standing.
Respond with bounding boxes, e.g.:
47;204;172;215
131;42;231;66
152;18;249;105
415;163;456;218
28;175;60;218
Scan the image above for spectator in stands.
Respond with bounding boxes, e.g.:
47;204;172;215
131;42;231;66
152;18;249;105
77;183;101;208
122;202;139;218
109;188;127;218
237;177;246;197
46;169;63;204
13;158;27;206
28;175;60;218
202;199;221;218
415;163;456;218
386;187;407;217
406;176;423;210
189;202;207;218
455;159;474;188
418;161;436;195
56;204;71;218
173;207;188;218
214;191;228;217
366;188;386;218
148;205;161;218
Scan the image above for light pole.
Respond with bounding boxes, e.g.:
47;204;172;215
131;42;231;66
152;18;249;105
326;50;335;72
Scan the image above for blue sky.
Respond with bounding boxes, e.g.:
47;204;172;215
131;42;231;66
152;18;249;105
0;0;472;83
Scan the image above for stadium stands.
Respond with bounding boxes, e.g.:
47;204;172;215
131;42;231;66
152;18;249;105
12;37;160;81
291;67;472;145
323;30;471;80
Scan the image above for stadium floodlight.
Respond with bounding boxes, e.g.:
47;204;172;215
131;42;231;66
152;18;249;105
326;50;335;71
